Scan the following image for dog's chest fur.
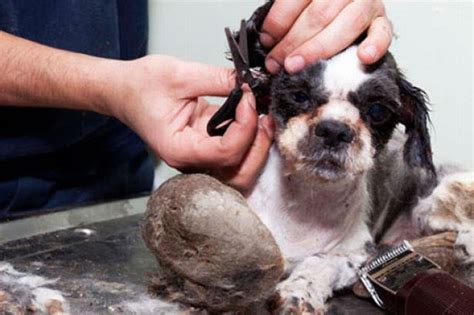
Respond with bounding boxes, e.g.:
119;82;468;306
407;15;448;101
247;146;371;263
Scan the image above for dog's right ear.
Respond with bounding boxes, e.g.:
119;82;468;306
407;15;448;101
242;0;274;68
397;74;436;182
235;0;274;115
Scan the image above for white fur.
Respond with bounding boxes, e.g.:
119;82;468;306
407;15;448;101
247;144;372;265
413;171;474;264
114;294;183;315
456;229;474;264
16;274;58;287
274;253;367;313
318;101;360;124
323;46;370;99
277;115;309;159
316;100;375;176
0;262;69;314
32;287;68;315
346;124;375;176
413;172;474;231
248;147;372;310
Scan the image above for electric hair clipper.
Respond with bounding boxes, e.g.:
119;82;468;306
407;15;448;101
359;241;474;315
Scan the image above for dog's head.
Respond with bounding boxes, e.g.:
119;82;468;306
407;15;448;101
270;46;435;181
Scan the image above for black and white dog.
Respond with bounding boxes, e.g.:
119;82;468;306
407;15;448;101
242;8;474;314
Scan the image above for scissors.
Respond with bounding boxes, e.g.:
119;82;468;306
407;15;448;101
206;19;270;137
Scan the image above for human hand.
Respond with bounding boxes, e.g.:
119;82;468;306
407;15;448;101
110;55;274;193
260;0;393;74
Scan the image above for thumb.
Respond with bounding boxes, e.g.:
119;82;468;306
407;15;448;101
183;61;237;97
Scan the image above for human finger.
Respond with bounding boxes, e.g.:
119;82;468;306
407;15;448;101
222;115;275;192
284;0;385;73
178;61;237;97
265;0;351;73
260;0;310;47
195;92;258;167
357;16;393;64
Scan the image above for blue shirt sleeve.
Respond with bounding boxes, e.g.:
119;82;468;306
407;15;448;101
0;0;153;218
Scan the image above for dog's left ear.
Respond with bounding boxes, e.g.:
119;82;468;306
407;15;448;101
397;75;436;179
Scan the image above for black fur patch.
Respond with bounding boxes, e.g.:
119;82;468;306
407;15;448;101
270;63;328;126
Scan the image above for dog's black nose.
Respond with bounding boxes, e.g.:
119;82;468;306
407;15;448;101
315;121;354;147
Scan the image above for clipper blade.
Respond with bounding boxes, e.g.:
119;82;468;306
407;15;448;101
358;240;440;309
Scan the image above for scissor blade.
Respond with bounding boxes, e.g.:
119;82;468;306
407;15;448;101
225;27;251;86
238;19;249;64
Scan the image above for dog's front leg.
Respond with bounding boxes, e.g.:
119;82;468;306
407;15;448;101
269;254;365;314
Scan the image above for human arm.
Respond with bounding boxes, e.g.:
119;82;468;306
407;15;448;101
0;31;117;113
0;31;273;192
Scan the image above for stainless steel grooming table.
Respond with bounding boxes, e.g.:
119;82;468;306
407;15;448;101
0;198;382;314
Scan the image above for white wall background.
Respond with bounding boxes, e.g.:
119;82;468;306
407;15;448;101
148;0;473;184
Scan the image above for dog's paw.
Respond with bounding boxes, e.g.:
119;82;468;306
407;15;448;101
267;279;326;315
267;292;325;315
413;172;474;263
414;172;474;232
454;229;474;264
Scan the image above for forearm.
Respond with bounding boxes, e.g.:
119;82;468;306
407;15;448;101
0;31;126;115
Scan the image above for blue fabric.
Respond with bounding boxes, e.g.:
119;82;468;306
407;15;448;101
0;0;153;219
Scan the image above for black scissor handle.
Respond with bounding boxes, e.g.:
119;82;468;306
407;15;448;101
207;88;243;137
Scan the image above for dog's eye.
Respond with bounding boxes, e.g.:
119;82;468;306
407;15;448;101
291;91;310;103
368;103;390;124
